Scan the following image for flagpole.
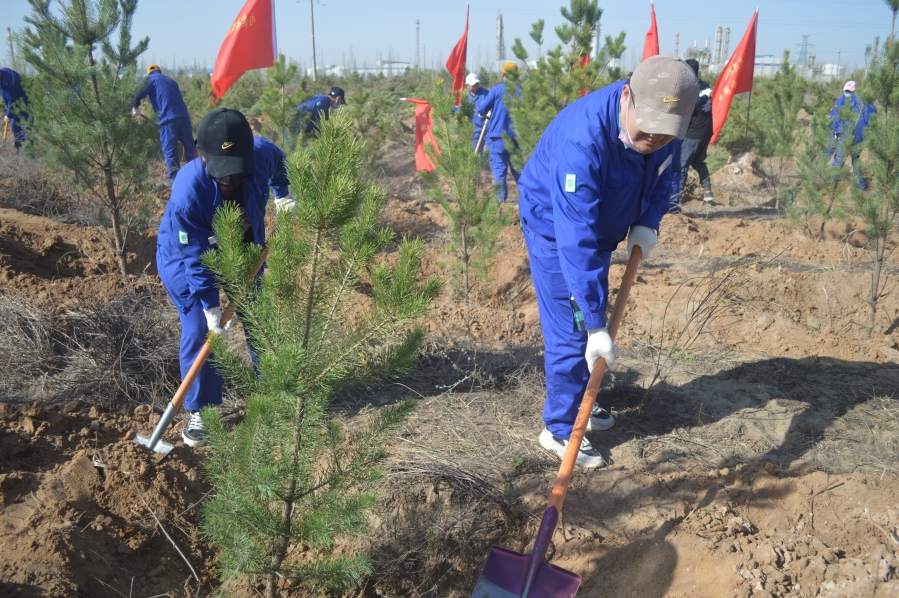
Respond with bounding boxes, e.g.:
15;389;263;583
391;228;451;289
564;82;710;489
742;91;752;154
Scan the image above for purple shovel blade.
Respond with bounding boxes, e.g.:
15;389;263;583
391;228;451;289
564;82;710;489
472;507;581;598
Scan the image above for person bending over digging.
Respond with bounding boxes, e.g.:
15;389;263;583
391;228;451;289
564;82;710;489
156;109;295;447
517;55;698;468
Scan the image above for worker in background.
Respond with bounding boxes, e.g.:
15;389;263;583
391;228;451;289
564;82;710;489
830;80;876;190
134;65;196;186
517;56;698;468
156;108;294;447
476;62;521;201
297;86;345;134
0;67;31;151
674;58;715;205
464;72;489;151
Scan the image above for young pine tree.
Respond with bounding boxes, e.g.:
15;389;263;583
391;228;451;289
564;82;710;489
755;51;806;211
851;38;899;339
422;86;510;317
199;111;440;598
788;110;852;240
258;53;304;150
20;0;157;275
508;1;618;170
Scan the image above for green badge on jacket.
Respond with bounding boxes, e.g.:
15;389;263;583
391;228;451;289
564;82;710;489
179;230;189;244
564;173;577;193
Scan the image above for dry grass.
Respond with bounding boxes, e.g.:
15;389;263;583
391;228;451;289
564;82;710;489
0;289;181;408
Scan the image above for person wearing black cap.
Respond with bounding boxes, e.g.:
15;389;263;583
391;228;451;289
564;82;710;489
296;85;346;134
156;108;295;447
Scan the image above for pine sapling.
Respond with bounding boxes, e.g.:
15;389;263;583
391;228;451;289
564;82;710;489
258;53;304;150
422;86;510;322
20;0;158;275
199;111;440;598
850;38;899;339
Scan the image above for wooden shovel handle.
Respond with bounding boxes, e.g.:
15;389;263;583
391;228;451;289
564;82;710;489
474;110;492;154
547;246;642;512
168;246;269;412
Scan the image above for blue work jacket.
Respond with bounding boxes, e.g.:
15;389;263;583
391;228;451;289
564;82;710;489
518;80;675;330
298;94;332;133
157;137;290;312
469;86;490;139
478;81;518;140
134;71;191;124
0;68;29;118
830;94;876;145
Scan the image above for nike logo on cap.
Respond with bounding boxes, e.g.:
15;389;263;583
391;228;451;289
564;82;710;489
222;141;234;149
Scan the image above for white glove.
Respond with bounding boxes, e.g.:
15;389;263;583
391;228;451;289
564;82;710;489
131;107;139;117
627;225;658;259
203;307;232;339
274;193;297;213
3;115;7;123
586;327;618;373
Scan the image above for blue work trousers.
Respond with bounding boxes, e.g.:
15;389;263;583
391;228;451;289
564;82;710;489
521;218;610;439
486;137;520;202
831;150;867;190
159;117;197;182
7;113;29;150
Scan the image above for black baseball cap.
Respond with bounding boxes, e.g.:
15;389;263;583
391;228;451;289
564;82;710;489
196;109;254;179
328;86;345;101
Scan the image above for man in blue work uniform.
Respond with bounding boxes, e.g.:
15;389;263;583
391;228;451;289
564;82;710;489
0;67;31;150
830;80;876;190
156;109;294;447
518;55;698;468
298;85;345;134
134;65;196;186
476;62;521;201
464;73;490;151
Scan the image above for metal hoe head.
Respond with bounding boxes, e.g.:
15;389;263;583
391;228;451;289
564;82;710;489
133;433;174;455
472;507;580;598
133;403;177;455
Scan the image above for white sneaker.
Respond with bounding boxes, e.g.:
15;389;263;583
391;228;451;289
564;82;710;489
539;428;606;469
586;405;615;431
181;411;207;447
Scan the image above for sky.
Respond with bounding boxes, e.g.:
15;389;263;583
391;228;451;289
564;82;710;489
0;0;892;75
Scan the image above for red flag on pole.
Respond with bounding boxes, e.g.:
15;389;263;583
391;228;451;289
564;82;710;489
403;99;439;172
211;0;277;100
445;5;470;106
710;10;758;143
642;1;659;60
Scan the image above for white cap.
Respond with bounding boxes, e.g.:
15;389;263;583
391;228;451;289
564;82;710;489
465;73;480;86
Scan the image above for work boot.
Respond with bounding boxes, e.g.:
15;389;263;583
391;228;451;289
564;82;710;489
703;190;714;203
182;411;207;447
586;405;615;431
539;428;606;469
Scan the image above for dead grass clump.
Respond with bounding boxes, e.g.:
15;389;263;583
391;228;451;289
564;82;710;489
0;153;79;218
0;289;181;407
813;393;899;476
369;456;528;596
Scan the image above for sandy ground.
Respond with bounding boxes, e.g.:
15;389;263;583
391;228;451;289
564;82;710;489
0;147;898;597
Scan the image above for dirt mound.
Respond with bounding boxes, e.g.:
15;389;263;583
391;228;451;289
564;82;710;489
0;401;215;598
0;208;159;311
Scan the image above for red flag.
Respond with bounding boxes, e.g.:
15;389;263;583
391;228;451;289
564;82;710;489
445;5;469;106
642;1;659;60
579;54;590;68
710;10;758;143
403;99;439;172
211;0;277;100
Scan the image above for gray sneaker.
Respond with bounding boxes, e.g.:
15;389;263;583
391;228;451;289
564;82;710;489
703;190;715;202
539;428;606;469
586;405;616;431
181;411;207;447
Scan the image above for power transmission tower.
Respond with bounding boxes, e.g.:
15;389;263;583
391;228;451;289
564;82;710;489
674;31;679;57
797;34;811;67
309;0;318;82
416;20;420;69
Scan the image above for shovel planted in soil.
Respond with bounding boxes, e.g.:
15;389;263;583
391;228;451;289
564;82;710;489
134;247;269;455
472;246;643;598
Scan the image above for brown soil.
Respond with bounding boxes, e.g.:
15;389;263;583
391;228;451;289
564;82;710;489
1;151;899;597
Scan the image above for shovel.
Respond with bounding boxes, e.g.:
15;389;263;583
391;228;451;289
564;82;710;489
472;246;643;598
474;110;492;155
134;246;269;455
